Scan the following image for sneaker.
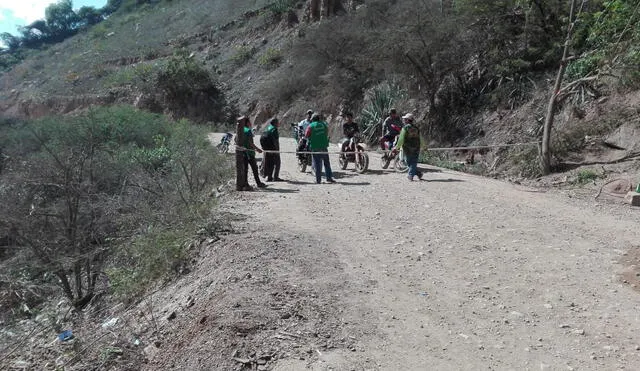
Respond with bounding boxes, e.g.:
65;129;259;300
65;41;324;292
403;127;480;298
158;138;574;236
273;178;285;182
417;172;423;180
266;178;273;182
407;176;414;181
257;183;267;188
326;179;336;183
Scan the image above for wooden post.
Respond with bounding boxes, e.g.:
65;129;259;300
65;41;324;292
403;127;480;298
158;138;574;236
235;118;246;191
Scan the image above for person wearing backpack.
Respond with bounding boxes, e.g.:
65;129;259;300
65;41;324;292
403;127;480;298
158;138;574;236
392;113;423;181
260;117;284;182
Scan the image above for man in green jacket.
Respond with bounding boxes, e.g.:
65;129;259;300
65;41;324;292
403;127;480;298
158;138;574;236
305;113;336;184
392;113;423;181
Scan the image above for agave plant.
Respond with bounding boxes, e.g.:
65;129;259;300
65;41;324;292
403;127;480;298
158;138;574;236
359;81;407;144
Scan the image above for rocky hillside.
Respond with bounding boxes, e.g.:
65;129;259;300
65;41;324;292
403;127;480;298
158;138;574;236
1;0;639;179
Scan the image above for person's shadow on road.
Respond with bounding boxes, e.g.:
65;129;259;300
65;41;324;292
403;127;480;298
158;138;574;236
258;187;300;193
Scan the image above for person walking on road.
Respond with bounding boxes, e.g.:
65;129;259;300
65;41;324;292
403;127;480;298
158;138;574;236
260;117;284;182
238;116;267;189
305;113;336;184
392;113;423;181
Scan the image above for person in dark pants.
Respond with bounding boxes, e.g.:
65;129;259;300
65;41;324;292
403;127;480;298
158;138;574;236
260;117;284;182
239;116;267;189
305;113;336;184
392;113;423;181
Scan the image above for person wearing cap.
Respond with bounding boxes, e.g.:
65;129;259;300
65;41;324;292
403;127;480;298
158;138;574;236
297;109;314;138
305;113;336;184
296;109;314;154
238;116;267;189
260;117;284;182
380;108;403;150
392;113;423;181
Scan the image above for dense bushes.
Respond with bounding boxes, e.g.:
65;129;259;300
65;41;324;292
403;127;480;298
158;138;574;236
0;106;230;308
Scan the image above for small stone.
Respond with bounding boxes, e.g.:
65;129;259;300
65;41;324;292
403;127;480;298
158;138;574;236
573;329;585;335
167;311;177;321
544;304;553;309
559;324;570;328
144;345;160;360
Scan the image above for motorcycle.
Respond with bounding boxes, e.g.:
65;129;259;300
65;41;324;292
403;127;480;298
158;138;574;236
216;132;233;154
296;137;313;173
338;133;369;173
380;137;408;172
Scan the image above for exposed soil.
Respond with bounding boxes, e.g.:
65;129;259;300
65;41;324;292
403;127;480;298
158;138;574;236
3;135;640;370
143;136;640;370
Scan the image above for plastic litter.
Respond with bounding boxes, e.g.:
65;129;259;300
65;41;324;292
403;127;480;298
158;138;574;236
101;317;119;329
58;330;74;341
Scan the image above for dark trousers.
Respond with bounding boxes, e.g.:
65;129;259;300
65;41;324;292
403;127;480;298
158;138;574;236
311;151;333;183
406;153;422;178
243;155;262;186
263;152;281;180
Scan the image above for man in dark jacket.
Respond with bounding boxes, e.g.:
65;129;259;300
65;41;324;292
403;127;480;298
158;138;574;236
239;116;267;189
260;117;284;182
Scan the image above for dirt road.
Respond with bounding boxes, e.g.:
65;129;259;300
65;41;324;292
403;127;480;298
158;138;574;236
147;135;640;371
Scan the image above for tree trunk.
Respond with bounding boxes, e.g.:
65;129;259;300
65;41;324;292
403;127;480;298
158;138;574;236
235;121;246;191
541;0;578;175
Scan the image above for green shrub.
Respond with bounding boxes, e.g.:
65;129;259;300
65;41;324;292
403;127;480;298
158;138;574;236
258;47;283;67
157;51;234;123
567;52;603;79
230;45;255;65
107;228;187;299
575;169;599;184
359;81;407;143
0;106;230;306
268;0;296;15
420;151;465;171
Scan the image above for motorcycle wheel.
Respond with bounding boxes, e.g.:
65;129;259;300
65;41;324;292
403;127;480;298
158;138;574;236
380;153;391;169
339;155;348;170
217;143;229;154
355;151;369;173
394;154;409;172
298;159;307;173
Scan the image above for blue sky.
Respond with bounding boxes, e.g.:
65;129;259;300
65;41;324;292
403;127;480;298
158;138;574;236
0;0;106;36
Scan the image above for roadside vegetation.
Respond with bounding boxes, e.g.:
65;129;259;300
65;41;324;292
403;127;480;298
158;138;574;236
0;106;230;318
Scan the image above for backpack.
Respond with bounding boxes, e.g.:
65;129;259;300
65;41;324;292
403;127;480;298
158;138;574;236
260;130;272;149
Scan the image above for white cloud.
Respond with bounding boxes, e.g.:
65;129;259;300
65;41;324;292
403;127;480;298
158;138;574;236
0;0;57;24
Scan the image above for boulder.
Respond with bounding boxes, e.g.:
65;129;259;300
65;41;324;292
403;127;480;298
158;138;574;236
604;123;640;151
625;192;640;207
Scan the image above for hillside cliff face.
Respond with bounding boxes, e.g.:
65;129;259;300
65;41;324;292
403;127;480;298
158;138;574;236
1;0;639;178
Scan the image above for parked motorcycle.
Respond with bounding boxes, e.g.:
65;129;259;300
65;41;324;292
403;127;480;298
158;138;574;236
217;132;233;154
338;133;369;173
380;137;408;172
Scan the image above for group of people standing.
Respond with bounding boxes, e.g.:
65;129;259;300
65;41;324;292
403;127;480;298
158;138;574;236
236;107;424;190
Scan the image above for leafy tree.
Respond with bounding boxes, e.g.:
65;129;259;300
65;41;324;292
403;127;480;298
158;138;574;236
45;0;80;41
101;0;124;16
0;33;20;51
77;6;104;28
18;21;49;47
